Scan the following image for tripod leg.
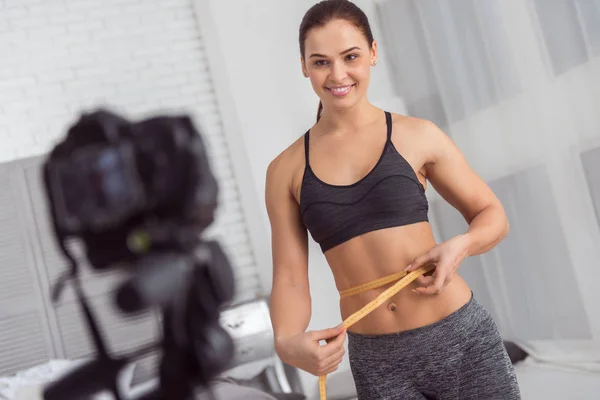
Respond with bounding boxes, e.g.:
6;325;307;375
157;308;198;400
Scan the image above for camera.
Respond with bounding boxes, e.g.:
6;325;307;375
40;109;237;400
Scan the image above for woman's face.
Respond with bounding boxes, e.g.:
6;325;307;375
302;19;377;114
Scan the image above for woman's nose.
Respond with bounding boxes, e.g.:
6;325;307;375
330;62;348;83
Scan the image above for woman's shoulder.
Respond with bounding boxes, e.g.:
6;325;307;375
388;112;450;146
268;132;307;170
266;131;309;189
388;113;460;174
389;112;440;135
387;112;452;164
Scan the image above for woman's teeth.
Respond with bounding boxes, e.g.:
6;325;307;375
328;85;354;96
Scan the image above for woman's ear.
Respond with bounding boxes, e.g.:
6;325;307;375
371;40;379;66
301;57;309;78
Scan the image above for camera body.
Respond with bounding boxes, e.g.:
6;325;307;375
43;109;219;269
41;109;236;400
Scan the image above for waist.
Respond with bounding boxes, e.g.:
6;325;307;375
323;226;472;333
346;291;483;354
339;272;472;335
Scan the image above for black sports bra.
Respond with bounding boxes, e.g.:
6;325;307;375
299;111;429;252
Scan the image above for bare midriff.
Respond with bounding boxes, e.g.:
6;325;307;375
325;222;473;335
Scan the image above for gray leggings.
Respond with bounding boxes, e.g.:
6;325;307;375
348;294;521;400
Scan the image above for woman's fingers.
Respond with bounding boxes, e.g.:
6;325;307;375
414;275;434;287
413;269;448;295
318;347;345;375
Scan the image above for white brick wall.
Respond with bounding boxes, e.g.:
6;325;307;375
0;0;215;162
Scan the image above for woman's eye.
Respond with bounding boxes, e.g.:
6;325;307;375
313;54;357;66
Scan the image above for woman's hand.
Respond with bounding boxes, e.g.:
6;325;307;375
275;324;347;376
404;234;471;295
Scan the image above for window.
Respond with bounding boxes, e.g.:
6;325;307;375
532;0;600;76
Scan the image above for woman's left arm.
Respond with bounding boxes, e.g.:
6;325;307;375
405;120;509;295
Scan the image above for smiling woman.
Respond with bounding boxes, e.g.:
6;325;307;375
299;5;376;122
265;1;521;400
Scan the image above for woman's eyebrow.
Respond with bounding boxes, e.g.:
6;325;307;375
309;46;361;58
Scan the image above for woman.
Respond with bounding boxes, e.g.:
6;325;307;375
265;1;521;399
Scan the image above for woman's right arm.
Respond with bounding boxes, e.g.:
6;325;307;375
265;155;311;342
265;155;345;376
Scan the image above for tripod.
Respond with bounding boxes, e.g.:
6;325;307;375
43;242;235;400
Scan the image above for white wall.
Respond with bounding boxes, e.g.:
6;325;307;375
197;0;401;396
0;0;213;161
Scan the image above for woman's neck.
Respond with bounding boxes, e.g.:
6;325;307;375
317;98;381;134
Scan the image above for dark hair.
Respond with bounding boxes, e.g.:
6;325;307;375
299;0;375;122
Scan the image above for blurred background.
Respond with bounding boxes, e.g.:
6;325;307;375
0;0;599;399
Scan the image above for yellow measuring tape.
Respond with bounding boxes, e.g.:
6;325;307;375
318;264;436;400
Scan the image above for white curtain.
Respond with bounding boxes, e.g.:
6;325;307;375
376;0;600;343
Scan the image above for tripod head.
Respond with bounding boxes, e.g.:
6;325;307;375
40;109;237;400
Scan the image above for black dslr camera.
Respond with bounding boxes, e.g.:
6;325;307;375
41;109;237;400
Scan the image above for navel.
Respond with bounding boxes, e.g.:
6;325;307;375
388;302;397;312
